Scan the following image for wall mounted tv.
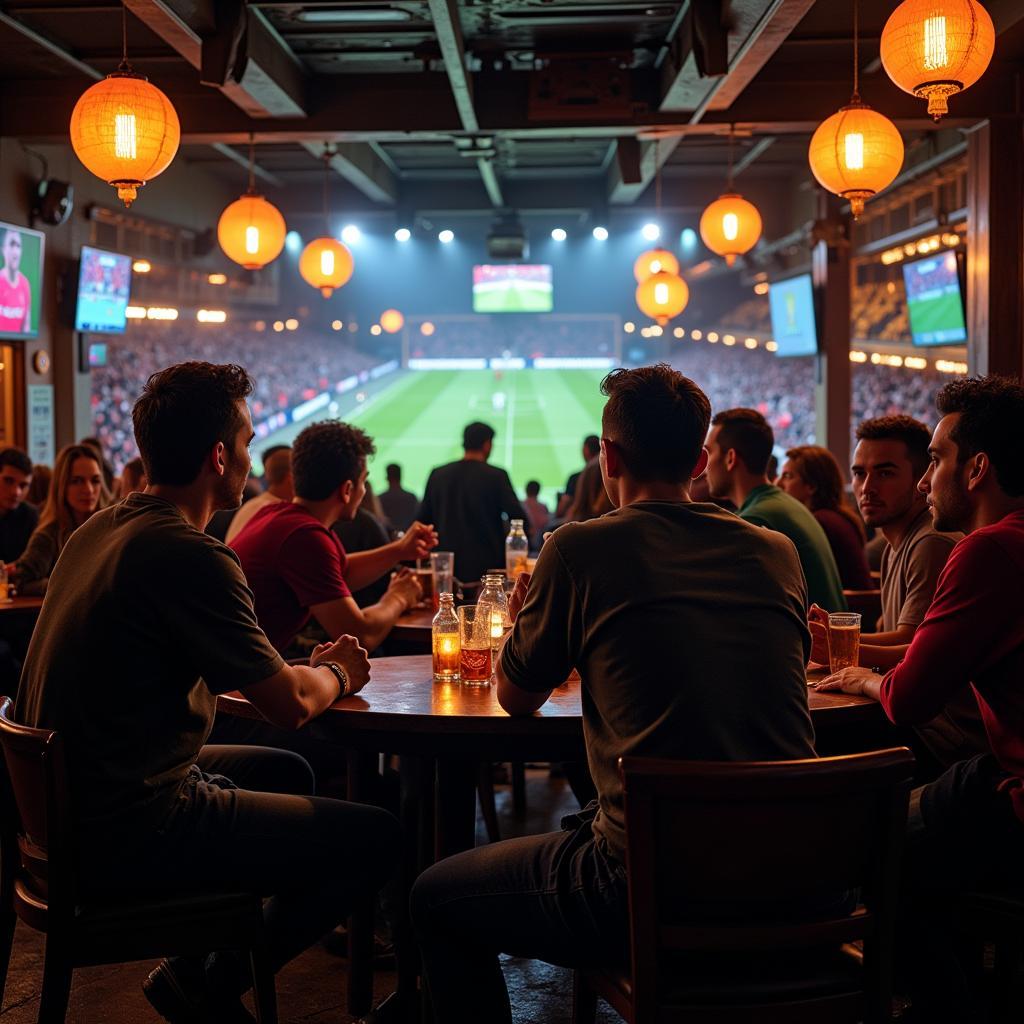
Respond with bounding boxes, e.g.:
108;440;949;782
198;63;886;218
0;220;45;341
768;273;818;357
473;264;553;313
75;245;132;334
902;251;967;347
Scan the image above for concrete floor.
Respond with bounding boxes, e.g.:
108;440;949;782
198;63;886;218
0;768;622;1023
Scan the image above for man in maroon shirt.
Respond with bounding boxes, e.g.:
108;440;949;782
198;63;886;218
232;420;436;654
817;376;1024;1022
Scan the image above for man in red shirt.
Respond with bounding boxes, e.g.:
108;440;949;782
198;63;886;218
0;228;31;334
817;375;1024;1022
232;419;436;654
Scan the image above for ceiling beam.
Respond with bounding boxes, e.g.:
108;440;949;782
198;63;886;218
209;142;284;187
0;10;101;81
299;141;398;205
123;0;306;117
733;135;775;177
426;0;504;206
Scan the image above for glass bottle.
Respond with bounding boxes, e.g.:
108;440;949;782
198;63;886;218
432;592;460;681
476;573;511;652
505;519;529;579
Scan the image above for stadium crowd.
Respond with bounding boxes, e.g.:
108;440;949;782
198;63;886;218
408;318;618;360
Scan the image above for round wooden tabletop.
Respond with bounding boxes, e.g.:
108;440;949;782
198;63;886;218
218;655;880;760
0;596;44;615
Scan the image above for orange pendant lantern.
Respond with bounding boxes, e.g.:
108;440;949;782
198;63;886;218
70;70;180;208
635;271;689;326
700;193;762;267
299;237;354;298
633;248;680;283
218;192;287;270
808;102;904;218
380;309;405;334
880;0;995;121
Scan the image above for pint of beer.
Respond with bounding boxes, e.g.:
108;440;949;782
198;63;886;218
458;605;492;684
827;612;861;673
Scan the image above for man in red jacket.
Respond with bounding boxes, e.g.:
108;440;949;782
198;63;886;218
817;375;1024;1023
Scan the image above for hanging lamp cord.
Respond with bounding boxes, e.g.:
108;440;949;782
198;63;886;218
323;146;332;235
851;0;860;103
727;124;735;190
654;138;662;218
118;1;130;73
248;134;256;195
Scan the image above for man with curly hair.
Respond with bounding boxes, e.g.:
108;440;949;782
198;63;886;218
232;419;437;654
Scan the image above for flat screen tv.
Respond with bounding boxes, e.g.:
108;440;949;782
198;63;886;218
902;252;967;347
75;245;132;333
768;273;817;357
473;264;553;313
0;220;45;340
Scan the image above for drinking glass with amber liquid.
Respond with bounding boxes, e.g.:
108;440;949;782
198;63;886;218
432;593;460;681
505;519;529;579
458;606;492;684
827;612;861;673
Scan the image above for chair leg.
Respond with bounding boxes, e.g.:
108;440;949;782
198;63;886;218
248;943;279;1024
37;940;72;1024
571;969;598;1024
511;761;527;818
476;763;501;844
0;907;15;1006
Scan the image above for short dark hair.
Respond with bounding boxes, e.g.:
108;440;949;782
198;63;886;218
600;364;711;483
463;422;495;451
386;463;401;482
855;415;933;477
262;444;289;467
936;375;1024;497
133;362;252;486
525;480;541;497
711;408;774;476
0;447;32;476
583;434;600;458
291;421;376;501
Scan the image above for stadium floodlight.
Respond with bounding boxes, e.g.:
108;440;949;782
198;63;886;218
394;227;411;242
592;226;609;241
285;230;302;254
551;227;567;241
438;229;455;244
680;227;698;250
341;224;361;245
642;222;661;241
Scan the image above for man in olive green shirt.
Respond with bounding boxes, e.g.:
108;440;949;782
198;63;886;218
706;407;846;612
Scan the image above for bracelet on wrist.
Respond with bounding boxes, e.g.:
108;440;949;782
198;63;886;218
318;660;350;698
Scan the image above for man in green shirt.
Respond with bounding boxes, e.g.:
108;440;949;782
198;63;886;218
705;407;846;611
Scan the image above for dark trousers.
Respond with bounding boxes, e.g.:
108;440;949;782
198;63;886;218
410;810;627;1023
900;754;1024;1022
85;745;401;991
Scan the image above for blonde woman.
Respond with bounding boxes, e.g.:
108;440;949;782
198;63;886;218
14;444;110;594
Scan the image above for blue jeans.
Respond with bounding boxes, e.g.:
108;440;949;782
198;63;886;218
410;807;628;1023
84;745;401;992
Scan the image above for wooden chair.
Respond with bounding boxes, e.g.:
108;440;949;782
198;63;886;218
843;589;883;628
0;697;278;1023
573;748;914;1024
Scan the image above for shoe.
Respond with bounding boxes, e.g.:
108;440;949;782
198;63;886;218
143;959;256;1024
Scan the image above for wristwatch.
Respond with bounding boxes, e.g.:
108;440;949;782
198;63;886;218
319;660;350;697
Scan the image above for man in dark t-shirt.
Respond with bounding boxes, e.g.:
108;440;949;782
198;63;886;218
0;447;37;563
418;421;526;584
411;365;816;1022
16;363;400;1022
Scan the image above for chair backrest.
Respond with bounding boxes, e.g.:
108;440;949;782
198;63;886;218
620;749;913;1011
0;697;77;916
843;589;882;625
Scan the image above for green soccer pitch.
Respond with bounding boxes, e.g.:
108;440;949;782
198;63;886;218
473;280;553;313
907;290;966;342
256;369;608;507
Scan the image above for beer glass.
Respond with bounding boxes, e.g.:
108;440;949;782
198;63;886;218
827;612;861;673
458;606;492;684
430;551;454;612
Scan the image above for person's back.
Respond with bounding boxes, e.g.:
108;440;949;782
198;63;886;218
740;485;846;611
812;507;873;591
379;462;418;534
419;424;525;583
17;493;280;837
510;499;814;858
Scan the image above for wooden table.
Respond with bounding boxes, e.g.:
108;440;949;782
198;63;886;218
389;607;434;651
0;596;44;615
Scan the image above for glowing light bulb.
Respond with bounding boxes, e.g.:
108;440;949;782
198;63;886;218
320;249;335;276
245;226;259;255
114;113;137;159
923;16;948;70
844;133;865;170
654;282;669;305
722;212;739;242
